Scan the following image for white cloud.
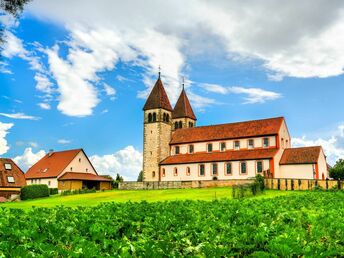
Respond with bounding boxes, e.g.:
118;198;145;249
293;124;344;165
1;31;27;58
29;142;38;148
57;139;71;144
90;146;142;181
201;83;281;104
103;83;116;97
0;122;14;155
37;102;51;110
13;147;46;171
0;112;40;120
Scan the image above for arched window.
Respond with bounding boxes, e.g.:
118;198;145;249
148;113;152;123
152;112;157;122
189;122;193;128
174;167;178;176
178;121;182;128
162;168;166;177
152;171;156;178
166;114;170;122
175;122;178;129
186;167;191;176
163;113;166;122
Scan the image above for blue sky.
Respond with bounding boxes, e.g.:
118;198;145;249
1;1;344;179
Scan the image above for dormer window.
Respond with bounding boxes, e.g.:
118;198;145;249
7;176;15;183
248;139;254;149
175;146;180;155
4;163;12;170
234;141;240;150
207;143;213;153
220;142;226;152
43;168;48;173
263;138;269;148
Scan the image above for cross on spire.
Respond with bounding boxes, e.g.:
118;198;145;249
158;65;161;78
182;76;185;90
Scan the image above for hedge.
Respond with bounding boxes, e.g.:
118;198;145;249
21;185;50;200
49;188;59;195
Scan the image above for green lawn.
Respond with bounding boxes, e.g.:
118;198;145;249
1;187;298;209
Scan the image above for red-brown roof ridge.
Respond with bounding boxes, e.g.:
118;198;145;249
143;77;172;111
58;172;111;181
172;88;196;120
170;116;285;144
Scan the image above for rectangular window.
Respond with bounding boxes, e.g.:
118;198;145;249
248;139;254;149
207;143;213;153
199;164;205;176
189;145;194;154
234;141;240;150
7;176;15;183
212;163;218;175
220;142;226;152
4;163;12;170
257;161;263;173
263;138;269;148
175;146;180;154
226;163;232;175
240;162;247;174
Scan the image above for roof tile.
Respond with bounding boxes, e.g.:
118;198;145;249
280;146;321;164
170;117;284;144
58;172;111;181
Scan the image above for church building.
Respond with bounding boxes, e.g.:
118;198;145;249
143;76;328;182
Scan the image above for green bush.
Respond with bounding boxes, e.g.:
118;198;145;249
21;185;50;200
49;188;58;195
61;188;96;196
329;159;344;179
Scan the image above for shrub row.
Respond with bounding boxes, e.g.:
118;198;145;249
20;185;49;200
61;188;96;196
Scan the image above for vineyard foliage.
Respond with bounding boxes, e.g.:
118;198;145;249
1;192;344;257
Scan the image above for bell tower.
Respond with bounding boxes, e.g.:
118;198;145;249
142;74;172;181
172;83;197;131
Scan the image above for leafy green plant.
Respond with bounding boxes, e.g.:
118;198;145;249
20;184;49;200
329;159;344;179
49;188;58;195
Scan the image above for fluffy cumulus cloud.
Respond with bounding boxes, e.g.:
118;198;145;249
201;83;281;104
90;146;142;181
2;0;342;116
0;122;14;155
293;124;344;165
13;147;46;171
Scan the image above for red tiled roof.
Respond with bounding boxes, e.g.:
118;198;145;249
58;172;112;181
0;158;26;187
25;149;82;179
160;148;278;165
170;117;284;144
143;77;172;111
172;89;196;120
279;146;321;165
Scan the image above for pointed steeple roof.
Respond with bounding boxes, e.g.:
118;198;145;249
172;88;196;120
143;77;172;111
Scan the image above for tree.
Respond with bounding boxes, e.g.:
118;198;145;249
329;159;344;180
137;171;143;182
113;173;124;189
0;0;31;47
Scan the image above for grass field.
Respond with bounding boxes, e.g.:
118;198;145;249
0;187;297;209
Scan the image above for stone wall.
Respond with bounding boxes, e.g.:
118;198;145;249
119;179;254;190
265;178;341;191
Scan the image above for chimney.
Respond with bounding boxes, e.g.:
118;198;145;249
48;149;54;157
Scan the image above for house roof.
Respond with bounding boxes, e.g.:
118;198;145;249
279;146;322;165
58;172;112;182
25;149;83;179
160;148;278;165
0;158;26;187
172;89;196;120
143;77;172;111
170;117;284;144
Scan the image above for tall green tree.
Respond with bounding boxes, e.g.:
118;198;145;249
137;171;143;182
329;159;344;180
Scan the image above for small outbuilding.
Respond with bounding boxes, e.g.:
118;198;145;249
25;149;112;191
0;158;26;199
